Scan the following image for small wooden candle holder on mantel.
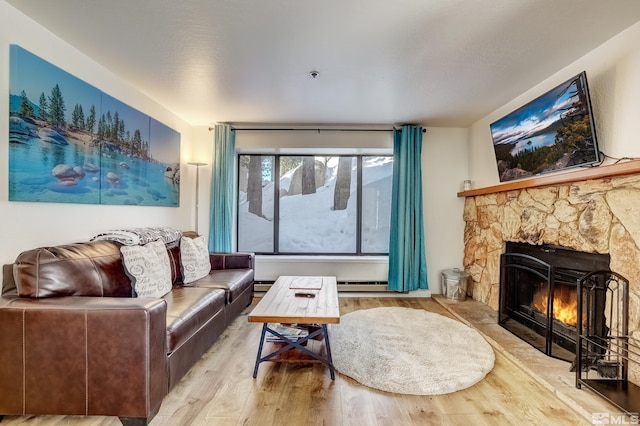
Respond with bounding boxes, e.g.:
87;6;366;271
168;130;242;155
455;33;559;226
457;159;640;198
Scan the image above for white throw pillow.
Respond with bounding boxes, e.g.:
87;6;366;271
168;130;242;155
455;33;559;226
180;236;210;284
120;240;172;298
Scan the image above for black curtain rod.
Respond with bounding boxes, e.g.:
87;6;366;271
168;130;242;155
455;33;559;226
234;128;394;132
207;127;425;133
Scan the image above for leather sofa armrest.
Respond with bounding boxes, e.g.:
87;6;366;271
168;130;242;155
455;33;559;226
0;297;167;420
209;252;255;270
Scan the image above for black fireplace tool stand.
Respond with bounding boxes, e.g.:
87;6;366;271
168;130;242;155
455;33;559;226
576;270;640;416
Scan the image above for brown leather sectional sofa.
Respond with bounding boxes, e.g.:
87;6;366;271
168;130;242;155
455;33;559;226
0;233;254;425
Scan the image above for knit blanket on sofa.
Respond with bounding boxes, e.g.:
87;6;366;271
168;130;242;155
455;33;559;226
91;227;183;246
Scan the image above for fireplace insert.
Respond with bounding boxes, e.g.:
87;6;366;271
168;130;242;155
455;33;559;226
498;242;610;362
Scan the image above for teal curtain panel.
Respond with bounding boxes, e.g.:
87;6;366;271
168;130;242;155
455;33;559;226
388;125;428;292
208;124;235;252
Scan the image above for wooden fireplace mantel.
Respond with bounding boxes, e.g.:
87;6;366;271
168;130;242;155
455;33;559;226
457;159;640;197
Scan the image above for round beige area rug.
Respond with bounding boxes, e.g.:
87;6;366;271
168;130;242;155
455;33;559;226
330;307;495;395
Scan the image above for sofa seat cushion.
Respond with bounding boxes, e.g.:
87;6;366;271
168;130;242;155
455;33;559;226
163;287;226;353
188;269;254;304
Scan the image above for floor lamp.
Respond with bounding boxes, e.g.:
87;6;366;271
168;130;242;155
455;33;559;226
188;162;207;233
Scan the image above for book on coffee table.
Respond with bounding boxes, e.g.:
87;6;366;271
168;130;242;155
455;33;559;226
288;277;323;290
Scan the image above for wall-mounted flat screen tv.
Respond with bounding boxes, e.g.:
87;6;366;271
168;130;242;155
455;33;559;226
490;71;600;182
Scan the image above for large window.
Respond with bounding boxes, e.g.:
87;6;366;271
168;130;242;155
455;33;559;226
238;154;392;255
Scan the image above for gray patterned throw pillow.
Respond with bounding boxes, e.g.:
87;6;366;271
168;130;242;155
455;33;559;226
120;240;172;298
180;236;211;284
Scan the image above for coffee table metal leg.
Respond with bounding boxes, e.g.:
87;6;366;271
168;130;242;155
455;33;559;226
322;324;335;380
253;323;268;378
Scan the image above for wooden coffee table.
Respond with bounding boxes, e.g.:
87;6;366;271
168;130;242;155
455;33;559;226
249;276;340;379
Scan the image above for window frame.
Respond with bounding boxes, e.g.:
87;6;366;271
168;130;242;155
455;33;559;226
236;153;392;256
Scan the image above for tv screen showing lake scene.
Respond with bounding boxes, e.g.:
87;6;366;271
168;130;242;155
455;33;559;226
9;45;181;206
490;71;600;182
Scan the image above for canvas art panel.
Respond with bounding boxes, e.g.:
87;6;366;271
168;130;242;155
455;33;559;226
8;45;181;206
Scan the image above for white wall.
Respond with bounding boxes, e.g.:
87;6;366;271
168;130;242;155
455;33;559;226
254;255;389;283
189;126;214;238
468;21;640;188
234;126;394;154
422;127;469;293
0;2;200;265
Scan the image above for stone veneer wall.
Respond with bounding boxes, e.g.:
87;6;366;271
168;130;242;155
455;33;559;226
462;173;640;382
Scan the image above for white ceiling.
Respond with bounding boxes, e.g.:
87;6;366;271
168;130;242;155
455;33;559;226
7;0;640;127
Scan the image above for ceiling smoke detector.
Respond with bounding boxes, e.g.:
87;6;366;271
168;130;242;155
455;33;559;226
309;70;319;79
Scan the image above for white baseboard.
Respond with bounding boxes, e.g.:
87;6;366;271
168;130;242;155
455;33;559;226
254;289;432;298
338;289;431;298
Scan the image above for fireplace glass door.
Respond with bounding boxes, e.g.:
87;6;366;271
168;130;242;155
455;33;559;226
498;243;610;362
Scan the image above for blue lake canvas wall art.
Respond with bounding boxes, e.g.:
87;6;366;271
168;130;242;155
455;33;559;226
489;71;600;182
9;45;181;206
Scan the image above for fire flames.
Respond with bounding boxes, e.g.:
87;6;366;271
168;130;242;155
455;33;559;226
533;288;578;327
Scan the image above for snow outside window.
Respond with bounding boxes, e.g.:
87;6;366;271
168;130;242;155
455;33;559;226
237;154;392;255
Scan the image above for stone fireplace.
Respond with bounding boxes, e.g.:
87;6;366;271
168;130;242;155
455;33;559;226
462;171;640;384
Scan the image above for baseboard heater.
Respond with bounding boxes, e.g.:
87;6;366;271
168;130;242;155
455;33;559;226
254;281;389;293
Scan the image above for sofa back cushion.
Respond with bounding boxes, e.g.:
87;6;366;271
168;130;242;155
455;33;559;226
13;240;133;298
166;240;182;284
2;264;18;297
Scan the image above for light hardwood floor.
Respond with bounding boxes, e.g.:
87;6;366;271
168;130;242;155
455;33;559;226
2;297;590;426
